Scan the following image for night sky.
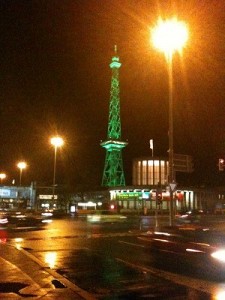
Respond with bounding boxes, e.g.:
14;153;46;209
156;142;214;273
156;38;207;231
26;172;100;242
1;0;225;189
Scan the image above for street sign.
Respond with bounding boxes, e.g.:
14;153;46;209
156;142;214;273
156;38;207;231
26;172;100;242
169;183;177;192
174;154;194;173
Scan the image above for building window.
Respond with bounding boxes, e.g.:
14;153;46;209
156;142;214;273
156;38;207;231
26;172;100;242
133;158;168;186
137;161;141;185
148;160;153;185
142;161;147;185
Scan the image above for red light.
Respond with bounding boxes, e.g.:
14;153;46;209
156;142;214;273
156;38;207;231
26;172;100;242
219;159;225;171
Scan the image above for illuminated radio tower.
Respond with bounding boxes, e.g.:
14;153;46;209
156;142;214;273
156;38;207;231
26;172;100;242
101;46;128;187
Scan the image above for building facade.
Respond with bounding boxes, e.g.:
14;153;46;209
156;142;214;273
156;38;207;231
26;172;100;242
132;157;169;186
98;156;220;214
0;183;36;210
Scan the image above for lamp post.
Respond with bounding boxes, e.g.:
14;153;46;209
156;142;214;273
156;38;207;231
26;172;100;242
152;17;188;225
0;173;6;185
17;162;27;186
50;136;64;205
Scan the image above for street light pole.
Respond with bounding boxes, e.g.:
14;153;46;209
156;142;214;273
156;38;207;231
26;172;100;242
50;136;64;207
152;17;188;226
52;144;57;202
168;54;174;226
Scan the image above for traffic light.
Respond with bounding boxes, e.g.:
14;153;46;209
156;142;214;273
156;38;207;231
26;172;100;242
219;159;225;171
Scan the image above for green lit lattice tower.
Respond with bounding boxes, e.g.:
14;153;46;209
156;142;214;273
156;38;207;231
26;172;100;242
101;46;128;187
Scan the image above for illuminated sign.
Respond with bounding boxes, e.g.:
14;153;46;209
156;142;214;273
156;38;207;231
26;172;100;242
0;189;11;197
116;192;140;199
39;195;58;200
142;191;150;199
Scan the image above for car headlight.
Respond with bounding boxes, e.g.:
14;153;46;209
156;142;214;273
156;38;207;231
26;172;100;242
211;250;225;262
0;218;8;224
87;215;101;222
92;216;101;221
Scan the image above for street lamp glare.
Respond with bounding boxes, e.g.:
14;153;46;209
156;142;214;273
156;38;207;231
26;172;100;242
17;162;27;170
50;137;64;148
0;173;6;180
0;173;6;184
17;161;27;186
152;17;188;58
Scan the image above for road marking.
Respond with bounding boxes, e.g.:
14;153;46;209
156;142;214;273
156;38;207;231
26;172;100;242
7;231;140;242
119;240;145;248
116;258;225;297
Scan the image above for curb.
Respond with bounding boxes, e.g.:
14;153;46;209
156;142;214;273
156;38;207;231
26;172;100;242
20;247;97;300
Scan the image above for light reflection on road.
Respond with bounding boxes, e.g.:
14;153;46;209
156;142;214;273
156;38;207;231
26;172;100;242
5;217;225;299
44;251;57;269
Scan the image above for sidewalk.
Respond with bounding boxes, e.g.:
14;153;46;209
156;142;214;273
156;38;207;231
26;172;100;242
0;241;96;299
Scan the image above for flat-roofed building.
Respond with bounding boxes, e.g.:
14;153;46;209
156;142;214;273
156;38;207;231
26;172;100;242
132;157;169;186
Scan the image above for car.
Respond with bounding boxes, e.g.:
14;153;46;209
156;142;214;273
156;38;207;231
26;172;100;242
41;209;67;219
138;225;225;279
0;212;8;229
5;211;47;230
87;210;127;223
176;209;206;224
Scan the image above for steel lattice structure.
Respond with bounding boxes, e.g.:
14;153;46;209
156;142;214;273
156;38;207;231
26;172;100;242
101;47;127;187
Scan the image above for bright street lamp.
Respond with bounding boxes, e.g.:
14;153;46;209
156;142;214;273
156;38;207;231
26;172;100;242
152;18;188;60
0;173;6;184
50;136;64;203
17;162;27;186
151;17;188;226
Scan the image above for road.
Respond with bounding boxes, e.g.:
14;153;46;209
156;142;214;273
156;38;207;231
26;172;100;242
4;215;225;299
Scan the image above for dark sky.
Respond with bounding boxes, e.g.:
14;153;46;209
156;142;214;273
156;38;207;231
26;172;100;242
1;0;225;189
